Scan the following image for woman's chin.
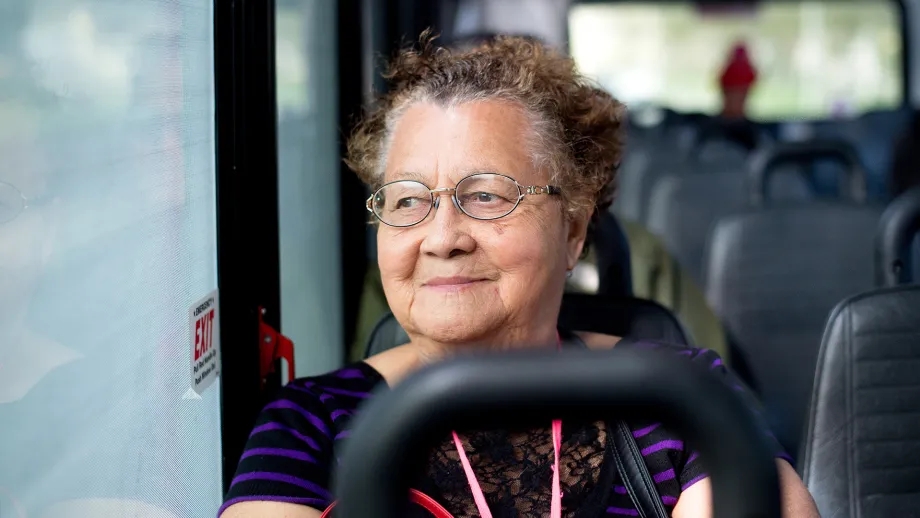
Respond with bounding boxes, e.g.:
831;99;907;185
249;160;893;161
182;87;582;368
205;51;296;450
410;311;499;345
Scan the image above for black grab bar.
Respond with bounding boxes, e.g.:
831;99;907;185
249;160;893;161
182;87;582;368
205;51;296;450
333;346;781;518
876;185;920;286
749;139;867;206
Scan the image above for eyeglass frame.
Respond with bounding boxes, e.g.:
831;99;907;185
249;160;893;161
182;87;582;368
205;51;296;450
0;181;41;225
365;172;562;228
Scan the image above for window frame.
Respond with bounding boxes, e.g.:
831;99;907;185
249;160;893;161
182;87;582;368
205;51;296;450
214;0;284;493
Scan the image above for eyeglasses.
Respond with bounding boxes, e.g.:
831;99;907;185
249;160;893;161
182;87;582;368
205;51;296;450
0;182;30;224
366;173;562;228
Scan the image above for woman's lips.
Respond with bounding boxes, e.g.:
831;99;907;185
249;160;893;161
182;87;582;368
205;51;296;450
423;276;487;290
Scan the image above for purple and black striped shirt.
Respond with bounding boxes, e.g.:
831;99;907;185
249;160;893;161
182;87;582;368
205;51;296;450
220;343;790;516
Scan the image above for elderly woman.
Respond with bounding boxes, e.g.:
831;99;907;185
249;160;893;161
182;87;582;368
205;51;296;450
219;33;819;518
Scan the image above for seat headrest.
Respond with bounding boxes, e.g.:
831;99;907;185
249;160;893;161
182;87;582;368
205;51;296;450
593;211;633;297
748;139;867;206
876;185;920;286
363;293;690;358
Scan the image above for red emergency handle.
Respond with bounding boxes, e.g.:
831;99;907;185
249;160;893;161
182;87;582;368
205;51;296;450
258;307;295;387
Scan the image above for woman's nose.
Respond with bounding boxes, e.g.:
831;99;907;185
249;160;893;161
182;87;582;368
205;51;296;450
419;192;476;258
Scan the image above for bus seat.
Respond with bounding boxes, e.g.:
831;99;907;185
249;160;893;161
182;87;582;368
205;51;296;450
363;292;691;358
695;139;750;166
364;311;410;358
617;219;730;360
593;210;633;297
647;169;810;286
613;151;688;224
647;171;746;286
814;108;912;199
876;185;920;287
801;284;920;517
747;139;868;207
614;115;749;224
704;203;881;460
611;148;653;222
557;293;691;345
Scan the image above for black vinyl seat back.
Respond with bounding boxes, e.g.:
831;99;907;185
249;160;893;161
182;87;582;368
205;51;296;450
615;113;754;224
614;149;693;224
593;211;633;297
364;293;691;358
647;171;748;287
556;293;690;344
647;140;861;292
748;139;868;207
646;170;812;287
704;204;881;460
876;185;920;287
703;139;878;459
694;138;751;166
690;117;770;165
801;284;920;517
364;312;411;358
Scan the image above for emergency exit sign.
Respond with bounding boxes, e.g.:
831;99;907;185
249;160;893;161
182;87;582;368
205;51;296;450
190;289;220;395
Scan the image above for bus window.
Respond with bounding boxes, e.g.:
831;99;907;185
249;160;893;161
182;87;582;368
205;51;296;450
276;0;342;377
0;0;220;516
569;1;903;120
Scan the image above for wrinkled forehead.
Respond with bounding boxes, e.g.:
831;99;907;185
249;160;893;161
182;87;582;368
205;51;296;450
382;100;550;188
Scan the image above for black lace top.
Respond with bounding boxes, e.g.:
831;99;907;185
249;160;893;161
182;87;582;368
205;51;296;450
419;420;617;517
220;340;790;517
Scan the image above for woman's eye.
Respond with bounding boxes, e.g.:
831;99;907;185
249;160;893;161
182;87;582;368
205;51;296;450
471;192;497;203
395;197;421;209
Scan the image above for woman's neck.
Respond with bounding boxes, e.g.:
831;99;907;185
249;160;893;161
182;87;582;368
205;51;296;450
368;326;559;386
422;322;557;357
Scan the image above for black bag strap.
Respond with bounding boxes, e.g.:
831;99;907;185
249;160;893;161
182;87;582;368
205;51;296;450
560;331;669;518
612;420;669;518
608;335;669;518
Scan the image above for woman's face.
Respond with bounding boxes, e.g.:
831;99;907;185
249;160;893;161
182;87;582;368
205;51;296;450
377;100;588;346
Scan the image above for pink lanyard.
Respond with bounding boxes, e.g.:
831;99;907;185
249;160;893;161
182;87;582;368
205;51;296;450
451;420;562;518
450;335;564;518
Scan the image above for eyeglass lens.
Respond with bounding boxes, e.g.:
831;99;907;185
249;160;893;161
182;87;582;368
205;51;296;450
371;173;522;226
